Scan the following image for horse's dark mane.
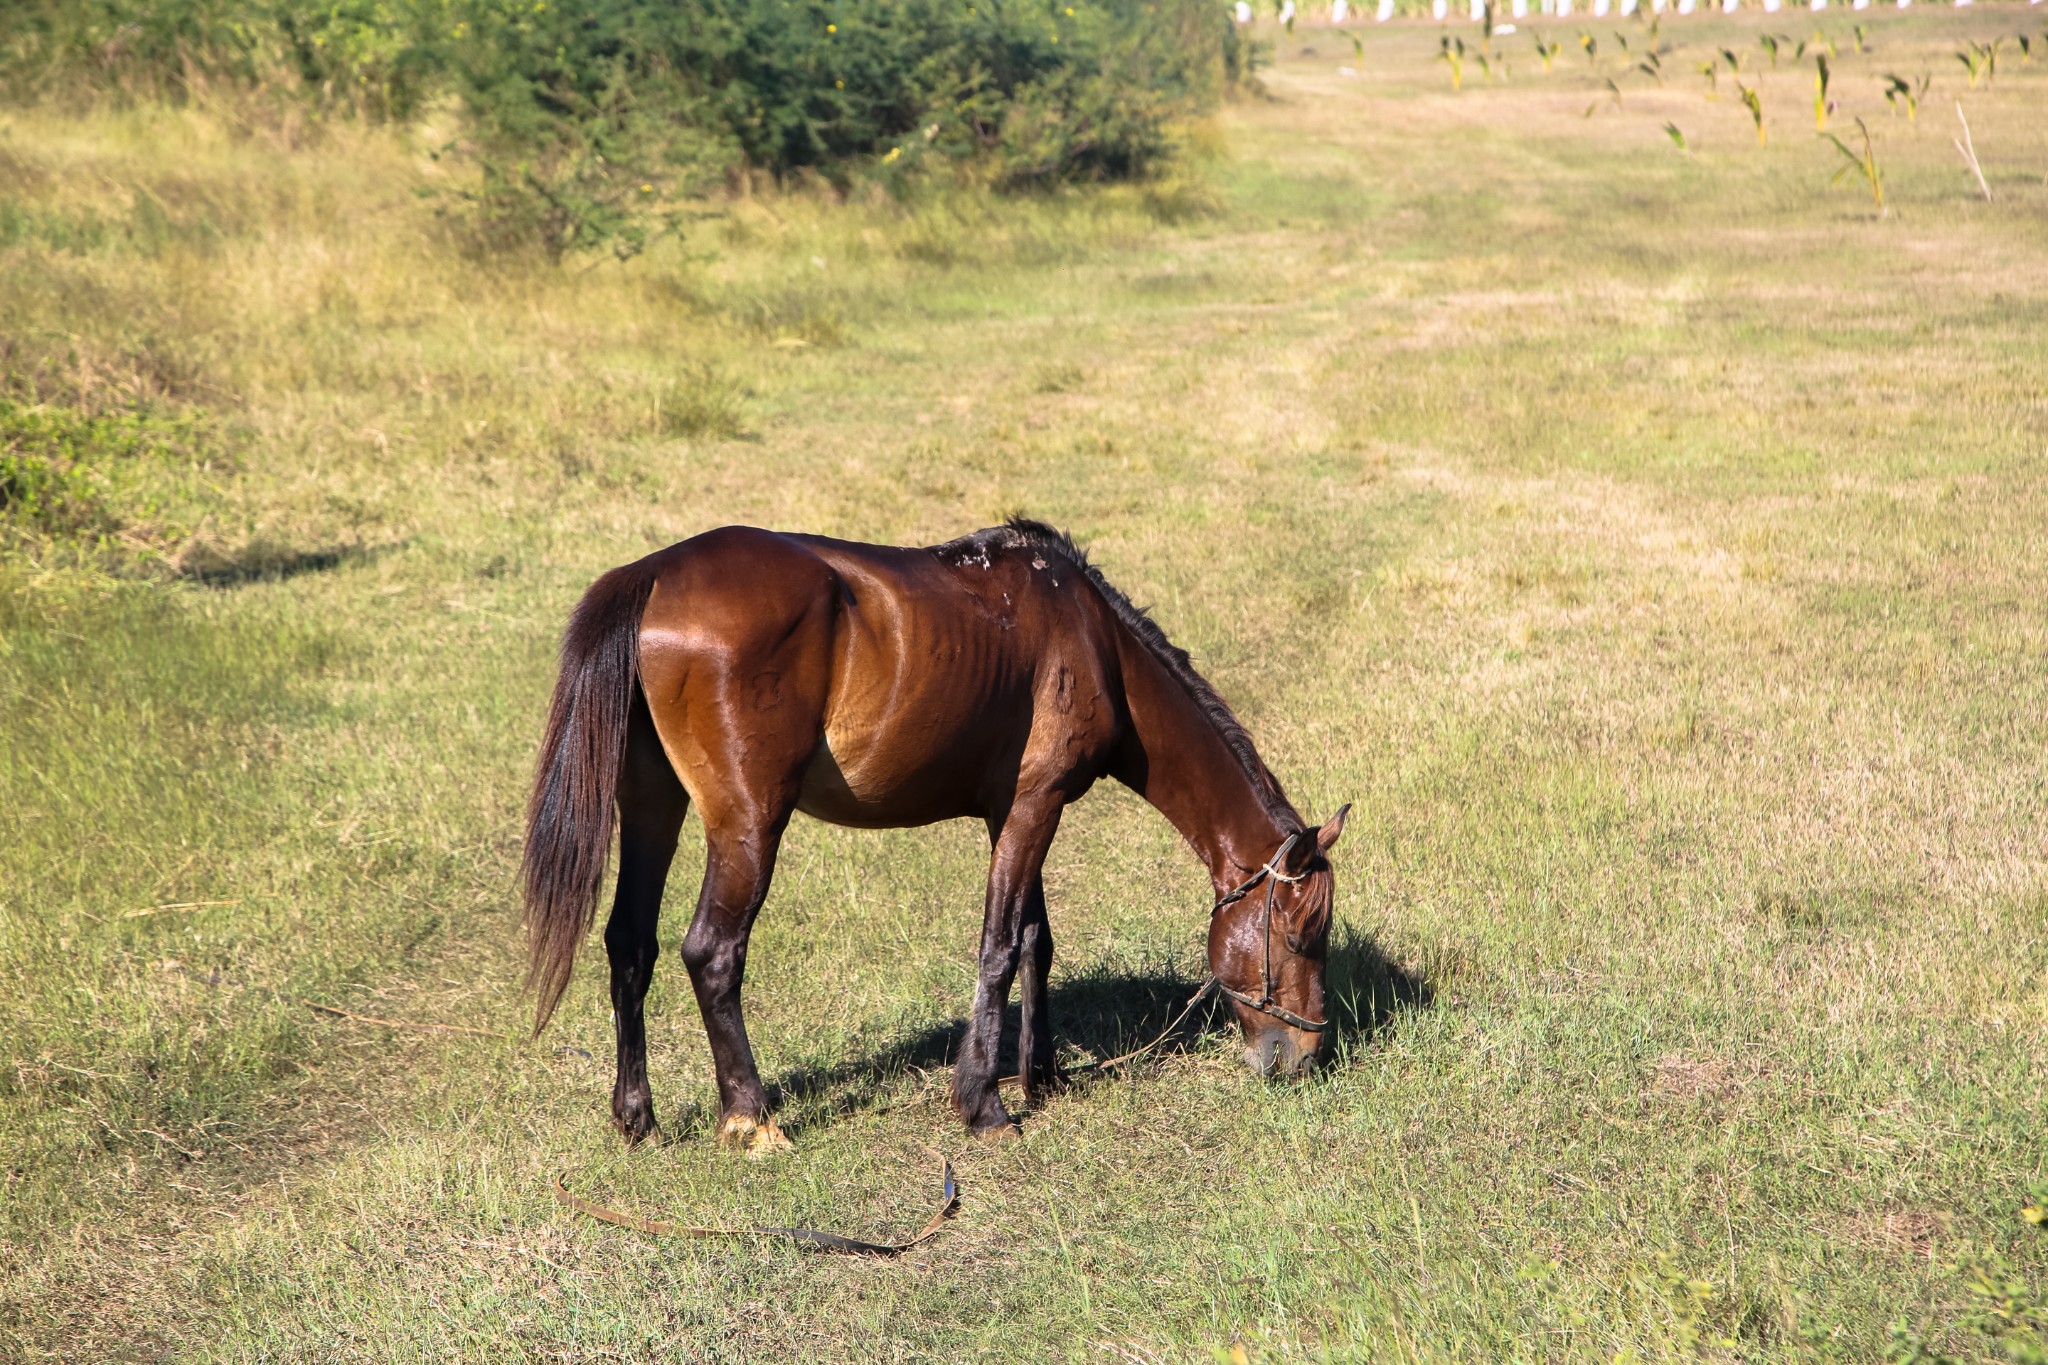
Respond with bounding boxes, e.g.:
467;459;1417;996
940;518;1297;826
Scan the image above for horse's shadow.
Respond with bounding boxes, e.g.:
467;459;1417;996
726;928;1431;1141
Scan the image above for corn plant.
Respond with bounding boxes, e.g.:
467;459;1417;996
1852;23;1870;53
1663;121;1690;151
1810;29;1836;58
1957;41;1998;88
1474;50;1499;83
2017;34;2032;64
1699;58;1719;91
1739;81;1766;143
1638;49;1662;83
1615;32;1631;54
1821;116;1885;213
1534;32;1562;71
1760;33;1784;68
1584;76;1623;115
1883;72;1920;121
1440;35;1468;89
1814;53;1831;131
1579;30;1598;64
1720;47;1742;72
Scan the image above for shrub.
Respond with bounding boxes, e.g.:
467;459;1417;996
0;0;1240;259
0;0;436;119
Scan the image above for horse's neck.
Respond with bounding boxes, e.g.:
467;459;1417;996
1112;634;1294;890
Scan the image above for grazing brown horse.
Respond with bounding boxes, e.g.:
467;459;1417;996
522;519;1348;1152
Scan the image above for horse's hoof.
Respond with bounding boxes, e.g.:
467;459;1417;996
717;1113;794;1158
613;1106;659;1147
974;1119;1023;1145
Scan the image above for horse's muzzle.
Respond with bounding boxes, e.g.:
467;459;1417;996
1245;1023;1320;1078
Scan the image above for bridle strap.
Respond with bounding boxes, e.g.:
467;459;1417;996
1211;977;1328;1033
1210;832;1311;911
1208;831;1327;1033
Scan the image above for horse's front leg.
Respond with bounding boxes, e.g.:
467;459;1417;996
679;823;793;1157
1017;875;1058;1105
955;802;1062;1138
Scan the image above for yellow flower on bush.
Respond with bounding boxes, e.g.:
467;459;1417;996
827;23;838;31
884;147;902;162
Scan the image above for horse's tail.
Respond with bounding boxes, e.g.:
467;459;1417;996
521;555;665;1034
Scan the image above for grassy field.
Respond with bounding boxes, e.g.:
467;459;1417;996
4;7;2047;1360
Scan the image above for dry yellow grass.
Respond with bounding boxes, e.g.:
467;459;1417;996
3;7;2046;1361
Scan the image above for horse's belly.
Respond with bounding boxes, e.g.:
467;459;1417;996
794;733;981;828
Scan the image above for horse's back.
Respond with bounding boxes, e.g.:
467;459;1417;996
631;526;1123;825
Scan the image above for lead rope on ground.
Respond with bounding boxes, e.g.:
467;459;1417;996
553;977;1219;1252
551;1153;959;1257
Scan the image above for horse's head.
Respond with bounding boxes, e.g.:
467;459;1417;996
1207;805;1349;1078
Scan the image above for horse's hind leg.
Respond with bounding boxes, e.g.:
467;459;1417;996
680;817;796;1156
606;691;688;1145
1017;877;1058;1105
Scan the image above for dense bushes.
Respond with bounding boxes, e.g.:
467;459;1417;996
0;0;1240;257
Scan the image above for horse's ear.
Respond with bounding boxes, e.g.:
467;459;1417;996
1314;803;1352;855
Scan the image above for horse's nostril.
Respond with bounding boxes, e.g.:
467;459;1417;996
1244;1030;1295;1077
1246;1030;1319;1078
1244;1032;1279;1076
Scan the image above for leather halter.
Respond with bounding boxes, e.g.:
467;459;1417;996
1208;831;1328;1033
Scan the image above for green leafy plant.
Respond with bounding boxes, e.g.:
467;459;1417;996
1579;29;1598;64
1882;72;1922;121
1719;46;1742;73
1637;48;1662;83
1533;31;1562;72
1956;44;1982;87
1439;34;1468;89
1760;32;1784;68
1699;58;1719;92
1853;23;1870;53
1957;39;2000;87
1663;120;1689;152
1821;116;1884;213
1813;52;1832;130
1739;81;1765;144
